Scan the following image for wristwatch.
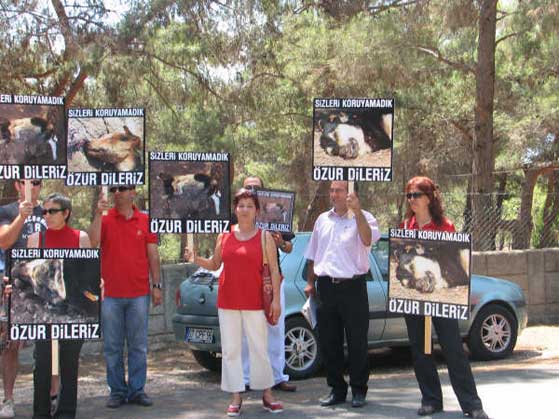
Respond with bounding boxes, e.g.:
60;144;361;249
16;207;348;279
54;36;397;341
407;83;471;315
152;283;162;290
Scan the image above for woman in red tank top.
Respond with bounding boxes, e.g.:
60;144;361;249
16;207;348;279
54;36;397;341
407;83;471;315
401;177;488;419
184;188;284;416
27;193;92;419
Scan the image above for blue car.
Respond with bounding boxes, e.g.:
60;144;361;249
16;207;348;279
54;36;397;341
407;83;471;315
173;233;528;379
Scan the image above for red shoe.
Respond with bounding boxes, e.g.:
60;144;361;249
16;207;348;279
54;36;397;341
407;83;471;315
227;400;242;417
263;398;283;414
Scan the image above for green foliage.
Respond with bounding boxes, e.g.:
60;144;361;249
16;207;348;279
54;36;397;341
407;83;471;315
1;0;558;257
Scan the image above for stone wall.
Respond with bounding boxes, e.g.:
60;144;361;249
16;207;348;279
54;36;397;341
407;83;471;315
85;249;559;353
472;248;559;324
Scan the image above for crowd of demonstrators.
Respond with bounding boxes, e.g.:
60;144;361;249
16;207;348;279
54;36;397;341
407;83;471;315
241;176;296;393
88;185;162;409
0;179;47;418
401;176;489;419
0;174;494;419
304;181;380;409
184;188;284;416
26;193;91;419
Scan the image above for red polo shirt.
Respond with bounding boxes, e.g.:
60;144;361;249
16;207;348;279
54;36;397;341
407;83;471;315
101;207;158;298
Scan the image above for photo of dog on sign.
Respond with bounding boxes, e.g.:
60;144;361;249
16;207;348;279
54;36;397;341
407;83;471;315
313;98;393;169
67;111;144;174
10;258;100;325
0;98;65;166
149;160;230;221
388;237;470;306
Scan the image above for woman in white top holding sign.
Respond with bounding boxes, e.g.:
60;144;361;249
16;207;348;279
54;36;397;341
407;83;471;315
401;176;488;419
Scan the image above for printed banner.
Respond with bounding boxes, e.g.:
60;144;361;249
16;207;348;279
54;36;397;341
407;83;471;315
312;98;394;182
0;94;66;179
388;228;471;320
255;189;295;233
65;108;145;186
9;248;101;340
149;151;231;234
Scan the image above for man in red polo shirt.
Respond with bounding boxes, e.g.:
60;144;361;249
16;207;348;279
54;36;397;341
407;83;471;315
89;185;162;409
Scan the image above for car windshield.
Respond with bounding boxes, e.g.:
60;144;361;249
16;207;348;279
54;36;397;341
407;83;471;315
371;238;389;280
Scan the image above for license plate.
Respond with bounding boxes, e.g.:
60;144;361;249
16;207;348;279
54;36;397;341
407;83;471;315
185;327;214;344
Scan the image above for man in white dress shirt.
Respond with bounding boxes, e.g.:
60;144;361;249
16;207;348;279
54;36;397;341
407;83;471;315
304;181;380;408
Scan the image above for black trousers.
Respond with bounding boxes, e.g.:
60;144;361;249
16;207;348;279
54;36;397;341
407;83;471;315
405;315;483;413
316;277;369;397
33;339;83;419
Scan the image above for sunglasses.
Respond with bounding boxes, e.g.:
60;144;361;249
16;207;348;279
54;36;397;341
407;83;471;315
18;180;42;186
406;192;425;200
42;208;65;215
109;186;134;193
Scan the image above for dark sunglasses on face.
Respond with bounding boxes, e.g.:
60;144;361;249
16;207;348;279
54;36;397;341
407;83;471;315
245;185;261;191
42;208;65;215
406;192;425;200
109;186;134;193
18;180;42;186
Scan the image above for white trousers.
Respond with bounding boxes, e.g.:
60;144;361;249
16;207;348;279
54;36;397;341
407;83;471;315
242;281;289;385
218;308;274;393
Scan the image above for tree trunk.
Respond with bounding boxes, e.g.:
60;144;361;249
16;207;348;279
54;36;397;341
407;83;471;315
514;168;539;249
539;171;559;248
514;164;559;249
471;0;497;250
301;182;331;231
490;173;507;250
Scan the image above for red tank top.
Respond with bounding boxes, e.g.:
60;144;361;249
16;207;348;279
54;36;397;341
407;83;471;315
42;225;81;248
217;229;263;310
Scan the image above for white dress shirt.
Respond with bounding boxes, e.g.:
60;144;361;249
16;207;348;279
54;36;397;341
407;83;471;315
304;208;380;278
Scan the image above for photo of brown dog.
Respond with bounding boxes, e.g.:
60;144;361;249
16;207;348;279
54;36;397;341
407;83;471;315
67;116;144;173
0;101;65;166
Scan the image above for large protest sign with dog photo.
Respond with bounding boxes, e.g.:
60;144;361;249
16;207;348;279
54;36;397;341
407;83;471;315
0;94;66;180
8;248;101;341
255;189;296;233
65;108;145;186
387;228;472;320
312;98;394;182
149;151;231;234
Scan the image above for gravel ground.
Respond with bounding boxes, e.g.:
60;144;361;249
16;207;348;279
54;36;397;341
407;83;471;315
7;325;559;418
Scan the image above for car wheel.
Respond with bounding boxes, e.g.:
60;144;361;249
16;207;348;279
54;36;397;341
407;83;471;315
191;350;222;372
284;317;321;380
467;304;518;361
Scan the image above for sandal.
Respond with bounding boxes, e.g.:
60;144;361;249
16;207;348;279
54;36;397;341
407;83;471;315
262;397;283;414
226;399;242;417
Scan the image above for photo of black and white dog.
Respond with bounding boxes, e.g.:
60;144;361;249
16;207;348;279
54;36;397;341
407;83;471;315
389;237;470;305
150;160;230;221
317;109;392;159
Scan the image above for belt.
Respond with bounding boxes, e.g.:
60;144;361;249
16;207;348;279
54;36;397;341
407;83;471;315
320;274;367;284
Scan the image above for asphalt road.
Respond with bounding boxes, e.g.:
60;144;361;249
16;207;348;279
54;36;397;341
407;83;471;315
9;326;559;419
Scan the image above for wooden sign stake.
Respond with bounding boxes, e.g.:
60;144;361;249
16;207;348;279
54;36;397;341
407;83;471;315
187;234;194;258
51;339;59;377
102;186;108;215
348;181;355;218
424;316;432;354
24;181;32;203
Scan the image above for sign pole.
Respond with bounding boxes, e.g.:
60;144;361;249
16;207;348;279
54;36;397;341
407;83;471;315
51;338;59;383
24;181;32;203
187;234;194;258
102;186;108;215
424;316;432;354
